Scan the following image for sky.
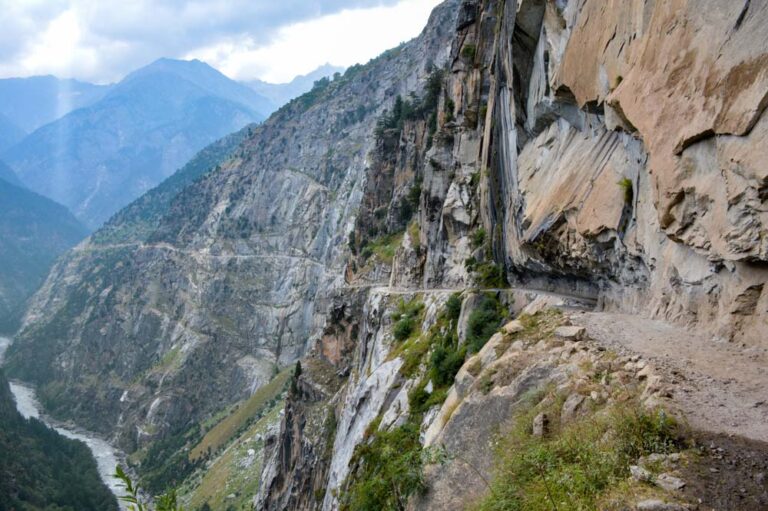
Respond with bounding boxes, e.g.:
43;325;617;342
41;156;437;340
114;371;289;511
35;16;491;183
0;0;442;85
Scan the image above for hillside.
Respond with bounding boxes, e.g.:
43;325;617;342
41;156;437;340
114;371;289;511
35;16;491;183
2;59;269;228
5;0;768;509
0;175;87;332
0;369;118;511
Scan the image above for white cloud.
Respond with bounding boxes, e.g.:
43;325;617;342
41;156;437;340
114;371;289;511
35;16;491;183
0;0;442;84
187;0;441;83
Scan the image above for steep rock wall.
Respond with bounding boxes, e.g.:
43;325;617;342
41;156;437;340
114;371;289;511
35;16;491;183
257;0;768;508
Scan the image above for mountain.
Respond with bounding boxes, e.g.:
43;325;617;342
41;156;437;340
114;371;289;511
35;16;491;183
0;173;87;332
0;159;21;187
0;369;118;510
0;75;110;133
0;113;26;152
4;0;456;464
6;0;768;509
245;64;345;113
2;58;270;229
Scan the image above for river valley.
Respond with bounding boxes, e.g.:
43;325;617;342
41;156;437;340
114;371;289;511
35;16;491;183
0;336;126;504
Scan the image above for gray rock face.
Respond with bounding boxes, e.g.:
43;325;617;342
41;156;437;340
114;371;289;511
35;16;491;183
260;0;768;508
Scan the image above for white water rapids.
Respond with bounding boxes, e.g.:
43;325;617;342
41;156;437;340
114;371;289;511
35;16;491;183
0;336;127;506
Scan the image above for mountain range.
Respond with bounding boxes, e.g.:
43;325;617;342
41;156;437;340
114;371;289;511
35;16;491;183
245;63;345;110
0;60;340;229
4;0;767;509
0;164;87;332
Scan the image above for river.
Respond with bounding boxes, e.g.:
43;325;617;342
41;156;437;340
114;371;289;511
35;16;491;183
0;336;127;506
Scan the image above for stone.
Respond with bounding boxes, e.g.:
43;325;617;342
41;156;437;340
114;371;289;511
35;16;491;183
655;473;686;492
502;320;524;335
630;465;653;483
532;412;549;437
554;326;586;341
561;393;585;422
635;500;687;511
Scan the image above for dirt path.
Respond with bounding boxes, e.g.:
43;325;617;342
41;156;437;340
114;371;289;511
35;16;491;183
569;311;768;443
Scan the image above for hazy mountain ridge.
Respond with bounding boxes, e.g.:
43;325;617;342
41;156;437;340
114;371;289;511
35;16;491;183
245;64;345;112
0;174;87;332
2;59;268;229
0;75;111;133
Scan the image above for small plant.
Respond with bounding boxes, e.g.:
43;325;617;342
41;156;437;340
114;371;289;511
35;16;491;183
444;95;456;123
618;177;634;204
476;261;507;288
461;43;477;61
466;293;505;353
393;317;416;341
445;294;462;321
471;228;487;249
114;466;184;511
392;298;424;341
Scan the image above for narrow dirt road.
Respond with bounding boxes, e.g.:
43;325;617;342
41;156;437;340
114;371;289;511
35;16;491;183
569;311;768;443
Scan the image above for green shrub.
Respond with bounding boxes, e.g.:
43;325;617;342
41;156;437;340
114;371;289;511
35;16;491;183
445;294;462;321
466;294;505;353
476;261;507;288
393;317;416;341
471;228;486;249
618;177;633;204
430;344;466;387
341;423;425;511
461;44;477;61
392;298;424;342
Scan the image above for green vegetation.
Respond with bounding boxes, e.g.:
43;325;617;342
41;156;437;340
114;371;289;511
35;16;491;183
343;297;467;510
341;422;425;511
473;399;682;511
135;425;204;495
476;261;508;288
374;69;445;144
189;368;290;460
114;466;183;511
618;177;634;204
471;227;487;249
444;96;456;123
392;298;425;342
344;292;511;509
445;293;462;321
461;44;477;62
359;232;404;264
466;293;506;353
0;370;117;510
0;177;87;332
181;400;285;511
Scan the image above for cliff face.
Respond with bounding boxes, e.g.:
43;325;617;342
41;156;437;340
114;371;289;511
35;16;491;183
257;0;768;508
6;0;767;507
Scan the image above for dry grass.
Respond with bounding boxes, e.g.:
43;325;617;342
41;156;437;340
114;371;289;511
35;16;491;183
189;369;290;461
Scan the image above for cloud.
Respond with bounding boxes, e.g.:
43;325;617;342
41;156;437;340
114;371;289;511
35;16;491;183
188;0;440;82
0;0;441;84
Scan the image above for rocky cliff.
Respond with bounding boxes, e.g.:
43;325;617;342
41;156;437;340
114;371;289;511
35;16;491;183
6;0;768;508
256;0;768;509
